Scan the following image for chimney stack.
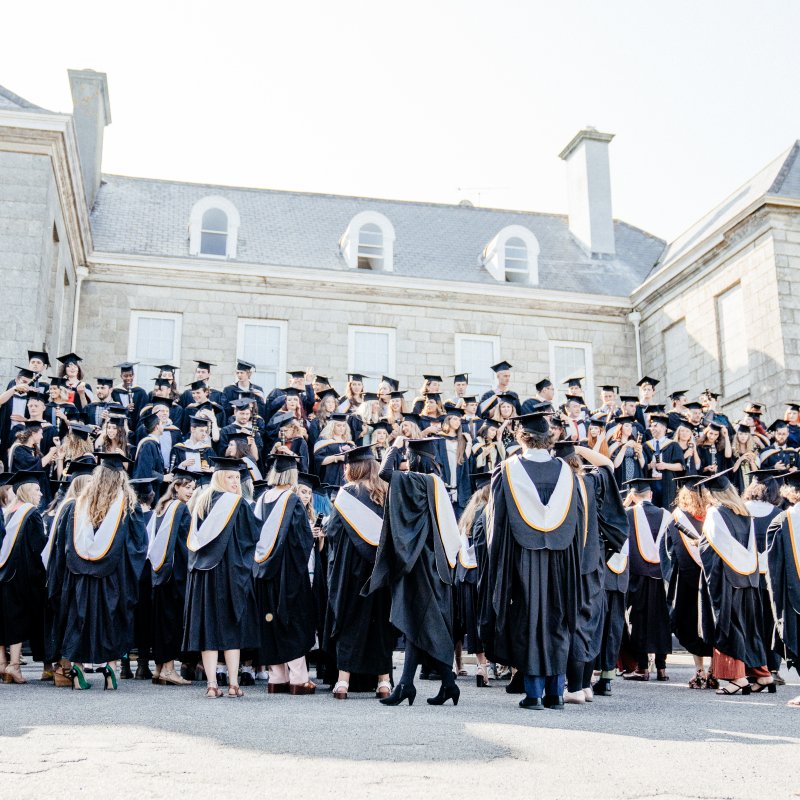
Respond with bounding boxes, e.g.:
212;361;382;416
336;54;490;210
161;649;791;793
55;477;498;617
559;127;615;256
68;69;111;209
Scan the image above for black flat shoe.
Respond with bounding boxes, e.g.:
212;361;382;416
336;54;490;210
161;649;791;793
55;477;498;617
134;662;153;680
380;682;417;706
591;678;612;696
519;695;544;710
543;695;564;710
427;683;460;706
505;671;525;694
239;671;255;686
119;657;133;680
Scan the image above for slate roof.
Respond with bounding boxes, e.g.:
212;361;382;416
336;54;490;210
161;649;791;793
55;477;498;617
90;175;666;297
0;85;51;113
651;141;800;274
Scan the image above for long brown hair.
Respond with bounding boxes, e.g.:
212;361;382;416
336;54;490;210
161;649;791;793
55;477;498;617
155;477;195;516
344;459;386;506
458;484;490;537
676;487;705;518
77;467;138;527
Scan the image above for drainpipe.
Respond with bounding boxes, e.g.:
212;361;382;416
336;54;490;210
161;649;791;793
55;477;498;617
628;310;642;378
70;266;88;351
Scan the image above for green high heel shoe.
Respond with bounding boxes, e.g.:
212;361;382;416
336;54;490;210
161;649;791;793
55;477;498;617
100;664;118;690
69;664;91;690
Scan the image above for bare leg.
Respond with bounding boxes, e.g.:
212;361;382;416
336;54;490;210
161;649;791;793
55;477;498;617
201;650;218;687
223;649;240;684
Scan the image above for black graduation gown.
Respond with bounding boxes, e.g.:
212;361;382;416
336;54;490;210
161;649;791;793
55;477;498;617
9;445;53;508
133;437;166;484
60;503;148;663
478;389;521;418
253;492;316;665
149;502;192;663
766;510;800;665
43;499;73;662
626;502;672;654
661;513;712;656
455;503;485;654
182;492;259;652
484;457;582;676
645;440;684;509
111;385;148;428
699;507;766;666
314;440;349;489
571;466;627;663
367;471;456;666
0;504;47;656
323;485;393;674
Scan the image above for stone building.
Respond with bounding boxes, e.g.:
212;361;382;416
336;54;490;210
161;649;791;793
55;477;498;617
1;69;799;417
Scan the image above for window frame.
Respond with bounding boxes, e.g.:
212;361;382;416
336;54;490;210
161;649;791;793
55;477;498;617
189;195;241;259
236;317;288;394
454;333;500;396
127;310;183;385
662;318;690;395
481;224;540;284
715;283;749;399
340;211;395;272
548;339;594;405
347;324;396;391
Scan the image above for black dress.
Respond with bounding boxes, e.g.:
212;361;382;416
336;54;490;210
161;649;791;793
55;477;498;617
60;501;147;663
0;504;47;656
148;501;191;664
182;492;259;652
766;508;800;666
324;485;393;674
455;504;485;655
42;499;75;662
253;490;316;666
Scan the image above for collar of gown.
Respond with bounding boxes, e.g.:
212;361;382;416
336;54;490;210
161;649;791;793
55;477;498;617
522;448;551;462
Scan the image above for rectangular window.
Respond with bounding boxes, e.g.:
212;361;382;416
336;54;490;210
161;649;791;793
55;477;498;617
348;325;396;392
548;340;594;405
716;284;748;397
663;319;690;393
236;318;287;394
128;311;182;387
454;334;500;398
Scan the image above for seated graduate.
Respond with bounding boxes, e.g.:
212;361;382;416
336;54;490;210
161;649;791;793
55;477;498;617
172;414;215;473
252;453;317;696
182;456;260;699
368;437;463;708
59;453;148;690
324;444;393;700
766;470;800;708
484;410;584;711
0;470;48;685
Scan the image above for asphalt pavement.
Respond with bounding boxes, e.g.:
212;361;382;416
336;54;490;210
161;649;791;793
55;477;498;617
2;655;798;799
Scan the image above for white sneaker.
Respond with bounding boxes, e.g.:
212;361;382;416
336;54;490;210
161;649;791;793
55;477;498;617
563;689;586;705
255;670;269;681
583;687;594;702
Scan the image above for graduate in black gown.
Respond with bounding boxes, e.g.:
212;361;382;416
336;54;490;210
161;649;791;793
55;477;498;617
147;472;195;686
697;470;771;696
324;445;393;700
661;475;714;689
59;453;148;690
183;456;259;698
0;471;47;684
643;413;685;509
621;477;673;682
557;442;628;704
484;411;583;711
369;437;463;707
252;453;317;695
742;470;784;678
765;470;800;707
454;473;491;687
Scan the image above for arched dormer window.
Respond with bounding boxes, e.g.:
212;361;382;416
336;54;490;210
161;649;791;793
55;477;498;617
189;196;240;259
480;225;540;284
340;211;395;272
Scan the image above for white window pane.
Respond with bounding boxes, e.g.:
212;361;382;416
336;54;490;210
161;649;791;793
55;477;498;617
239;323;282;391
663;321;690;392
352;329;391;391
202;208;228;233
551;344;591;403
132;315;178;386
457;338;496;397
717;285;748;396
200;231;227;256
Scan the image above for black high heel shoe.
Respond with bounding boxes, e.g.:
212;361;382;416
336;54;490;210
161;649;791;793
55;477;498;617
427;683;460;706
750;679;777;694
379;682;417;706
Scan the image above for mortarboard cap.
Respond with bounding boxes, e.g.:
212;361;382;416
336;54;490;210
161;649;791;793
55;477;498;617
172;467;200;481
15;366;35;380
381;375;400;390
600;385;619;393
407;437;441;458
619;395;638;404
786;402;800;412
552;440;576;459
767;419;788;432
622;477;661;492
95;377;114;387
287;369;306;379
316;388;339;401
65;458;97;479
363;392;379;403
209;456;246;472
673;474;703;491
370;419;394;434
48;375;67;387
230;398;254;410
514;411;550;434
565;394;585;405
424;393;442;403
450;373;469;384
423;374;443;383
188;414;211;427
314;374;330;386
280;387;302;398
749;468;786;482
442;404;465;418
298;471;320;490
535;378;553;392
668;390;688;401
194;360;216;370
702;388;721;400
155;364;179;373
67;423;95;440
462;395;477;404
347;373;367;382
471;472;492;489
649;414;670;426
401;412;422;427
390;389;407;400
188;380;208;391
236;359;255;371
343;444;378;464
491;361;513;373
695;468;734;492
270;453;301;473
114;361;139;371
27;350;50;366
26;388;47;402
8;470;45;489
57;352;82;365
683;401;703;411
95;452;133;472
636;376;660;388
330;413;349;422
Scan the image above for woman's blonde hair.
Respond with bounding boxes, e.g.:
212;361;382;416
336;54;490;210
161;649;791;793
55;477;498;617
64;433;94;463
780;484;800;506
14;482;41;505
267;466;298;488
77;467;138;527
291;483;316;522
703;484;749;516
191;470;240;521
344;459;387;506
320;420;352;442
458;484;490;538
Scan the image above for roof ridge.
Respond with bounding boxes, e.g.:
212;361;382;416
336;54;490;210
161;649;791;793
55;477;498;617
767;140;800;195
99;172;572;220
0;84;47;111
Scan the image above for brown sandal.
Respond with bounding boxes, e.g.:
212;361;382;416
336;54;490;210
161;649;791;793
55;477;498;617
688;670;706;689
227;685;243;698
205;685;223;698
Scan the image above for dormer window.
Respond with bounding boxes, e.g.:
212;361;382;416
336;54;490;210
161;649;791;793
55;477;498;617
340;211;395;272
189;196;240;259
480;225;540;284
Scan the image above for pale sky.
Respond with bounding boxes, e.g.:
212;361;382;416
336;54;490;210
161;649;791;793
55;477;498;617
3;0;799;242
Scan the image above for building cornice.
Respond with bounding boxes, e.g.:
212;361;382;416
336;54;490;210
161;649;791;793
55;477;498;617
88;251;633;317
0;110;93;265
